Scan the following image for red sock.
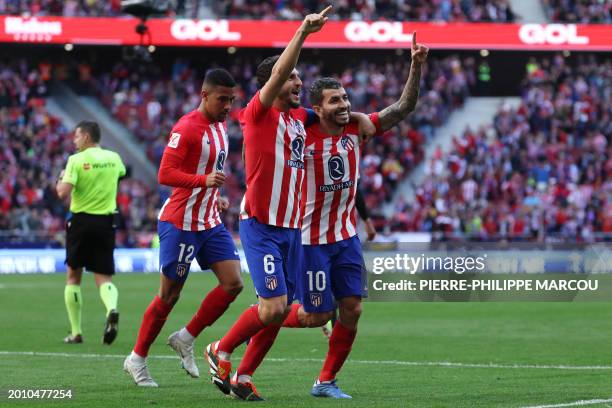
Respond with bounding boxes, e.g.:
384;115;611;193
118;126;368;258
134;296;174;358
319;322;357;382
218;304;265;354
281;303;304;328
237;324;281;377
185;285;236;337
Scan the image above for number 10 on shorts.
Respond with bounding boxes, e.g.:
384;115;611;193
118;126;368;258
307;270;326;291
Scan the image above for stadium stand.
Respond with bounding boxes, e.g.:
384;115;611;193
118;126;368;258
0;59;159;247
213;0;516;22
0;0;123;16
0;53;474;246
5;0;610;24
1;0;516;22
542;0;611;23
0;0;211;17
393;54;611;242
8;52;610;244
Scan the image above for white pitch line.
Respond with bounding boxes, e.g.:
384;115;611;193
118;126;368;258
520;398;612;408
1;351;612;371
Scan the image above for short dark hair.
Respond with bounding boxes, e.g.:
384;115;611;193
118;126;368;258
76;120;100;143
203;68;236;89
308;77;342;106
255;55;280;89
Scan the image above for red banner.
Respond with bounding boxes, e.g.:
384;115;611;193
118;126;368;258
1;16;611;51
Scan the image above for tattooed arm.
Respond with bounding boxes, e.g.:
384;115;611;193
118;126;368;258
378;31;429;131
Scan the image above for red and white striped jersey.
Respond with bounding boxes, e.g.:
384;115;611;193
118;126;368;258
239;91;309;228
158;110;228;231
301;113;381;245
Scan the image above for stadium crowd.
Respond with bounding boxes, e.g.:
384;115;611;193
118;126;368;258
5;0;612;24
0;0;207;17
0;60;158;247
2;0;516;22
213;0;516;22
3;51;609;244
542;0;611;23
390;54;611;241
0;52;474;246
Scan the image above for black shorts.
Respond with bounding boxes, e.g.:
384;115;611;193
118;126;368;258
66;213;116;275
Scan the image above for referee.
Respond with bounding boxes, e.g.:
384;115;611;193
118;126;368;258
56;121;126;345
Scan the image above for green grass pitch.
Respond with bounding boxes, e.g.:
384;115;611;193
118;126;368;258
1;273;611;407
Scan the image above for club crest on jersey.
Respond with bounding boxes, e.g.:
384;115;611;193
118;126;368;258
176;264;187;277
265;276;278;291
341;136;355;151
310;293;322;307
293;119;306;136
168;132;181;148
328;155;345;181
216;150;226;171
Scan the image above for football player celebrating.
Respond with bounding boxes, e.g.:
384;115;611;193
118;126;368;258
124;68;243;387
283;32;429;399
205;6;332;401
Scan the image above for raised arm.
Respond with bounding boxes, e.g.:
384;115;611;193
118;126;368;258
259;5;331;107
378;31;429;131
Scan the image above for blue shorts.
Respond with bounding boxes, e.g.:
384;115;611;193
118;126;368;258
239;218;302;303
158;221;239;283
299;235;366;313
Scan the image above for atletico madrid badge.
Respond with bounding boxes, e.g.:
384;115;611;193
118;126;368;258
341;136;354;151
176;264;187;277
265;276;278;291
310;293;322;307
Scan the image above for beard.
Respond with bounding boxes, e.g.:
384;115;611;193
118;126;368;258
324;109;350;127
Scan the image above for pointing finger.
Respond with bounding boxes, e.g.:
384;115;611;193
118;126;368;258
319;5;332;17
412;31;417;50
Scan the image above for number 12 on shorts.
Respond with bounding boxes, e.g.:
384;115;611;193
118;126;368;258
307;270;326;291
178;243;194;263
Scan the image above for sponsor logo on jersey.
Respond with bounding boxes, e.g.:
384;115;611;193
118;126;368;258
91;162;117;169
291;135;305;161
287;135;305;169
310;293;322;307
265;275;278;291
328;155;345;181
168;132;181;148
176;263;187;277
83;163;91;171
318;180;354;193
287;159;305;169
216;150;226;171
